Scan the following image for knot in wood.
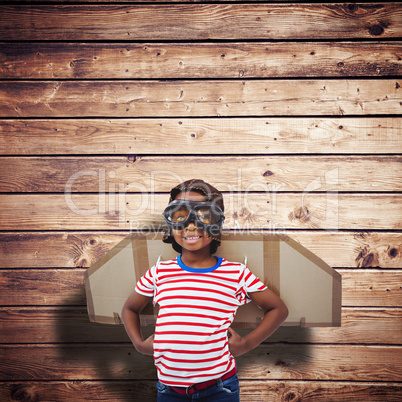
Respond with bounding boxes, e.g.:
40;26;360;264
284;391;298;401
369;25;384;36
292;206;310;223
11;384;36;401
388;247;398;259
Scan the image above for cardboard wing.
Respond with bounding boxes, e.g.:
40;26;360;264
85;232;341;327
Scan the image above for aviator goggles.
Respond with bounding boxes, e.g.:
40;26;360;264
163;200;225;233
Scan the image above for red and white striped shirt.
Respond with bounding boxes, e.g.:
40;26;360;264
135;255;267;387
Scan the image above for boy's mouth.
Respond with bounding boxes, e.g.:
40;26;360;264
182;235;202;240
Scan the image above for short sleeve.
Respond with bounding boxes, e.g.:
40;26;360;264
135;265;156;298
244;266;267;293
236;265;267;305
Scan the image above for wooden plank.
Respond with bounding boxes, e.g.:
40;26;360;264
1;80;401;117
1;231;400;269
1;42;401;79
0;269;84;306
1;155;401;193
237;344;402;382
242;381;402;402
1;4;400;41
1;118;401;155
0;232;119;269
0;268;400;307
1;307;401;345
0;381;401;402
0;344;156;381
340;269;402;307
0;307;132;344
0;381;156;402
0;344;400;381
240;381;402;402
0;381;157;402
0;194;400;230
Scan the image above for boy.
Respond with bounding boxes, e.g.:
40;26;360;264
122;179;288;401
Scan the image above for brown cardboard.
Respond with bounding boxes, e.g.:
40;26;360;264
84;232;342;327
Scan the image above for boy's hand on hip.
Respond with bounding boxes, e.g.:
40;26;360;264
227;327;248;357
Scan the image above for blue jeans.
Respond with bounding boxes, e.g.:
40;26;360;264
156;374;240;401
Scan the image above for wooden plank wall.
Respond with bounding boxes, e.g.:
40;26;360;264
0;1;401;401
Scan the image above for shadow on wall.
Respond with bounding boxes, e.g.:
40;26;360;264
6;291;312;401
235;326;313;381
54;290;157;401
52;291;312;401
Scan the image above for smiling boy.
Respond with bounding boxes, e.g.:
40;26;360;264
122;179;288;401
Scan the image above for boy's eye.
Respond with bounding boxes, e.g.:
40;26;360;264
197;209;211;224
172;210;188;222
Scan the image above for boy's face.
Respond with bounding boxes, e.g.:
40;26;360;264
171;191;213;253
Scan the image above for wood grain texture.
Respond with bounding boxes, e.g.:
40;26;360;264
1;343;401;381
339;269;402;307
0;0;400;397
0;269;84;306
1;380;401;402
1;155;401;193
1;80;401;117
3;380;401;402
0;268;400;308
0;194;400;230
238;381;402;402
1;4;400;41
0;380;157;402
1;118;401;155
1;231;400;269
1;42;401;79
1;307;401;345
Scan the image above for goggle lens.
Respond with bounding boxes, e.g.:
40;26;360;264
171;207;190;223
196;207;217;224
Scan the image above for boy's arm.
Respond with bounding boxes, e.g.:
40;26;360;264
121;290;154;356
228;288;288;357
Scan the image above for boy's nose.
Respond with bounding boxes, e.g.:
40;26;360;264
185;222;197;230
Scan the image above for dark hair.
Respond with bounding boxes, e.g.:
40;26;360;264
162;179;224;255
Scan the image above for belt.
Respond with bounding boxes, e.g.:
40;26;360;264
170;366;237;396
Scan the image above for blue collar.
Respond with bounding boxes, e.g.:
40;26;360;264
177;254;223;273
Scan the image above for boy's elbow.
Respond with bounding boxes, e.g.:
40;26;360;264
280;302;289;322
